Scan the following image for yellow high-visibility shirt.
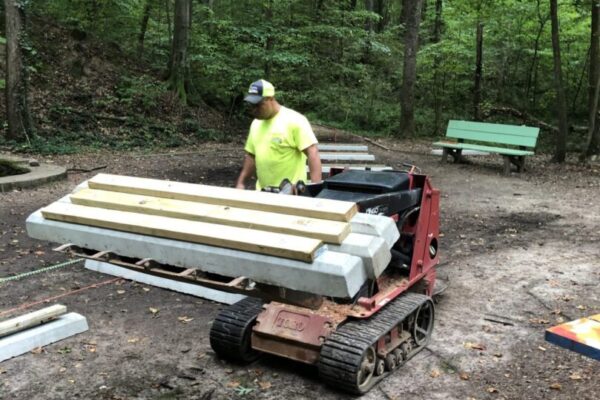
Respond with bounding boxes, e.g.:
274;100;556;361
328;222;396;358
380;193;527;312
245;106;317;190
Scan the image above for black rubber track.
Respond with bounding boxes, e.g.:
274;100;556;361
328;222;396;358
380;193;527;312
209;297;264;363
318;292;433;394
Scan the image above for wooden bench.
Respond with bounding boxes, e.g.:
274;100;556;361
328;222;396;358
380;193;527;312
433;120;540;175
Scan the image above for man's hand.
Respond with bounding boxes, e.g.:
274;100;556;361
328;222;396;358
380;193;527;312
236;153;256;190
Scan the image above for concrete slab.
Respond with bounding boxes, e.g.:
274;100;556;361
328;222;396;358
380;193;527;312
26;211;368;298
319;153;376;162
350;213;400;249
85;259;245;305
0;313;88;362
0;163;67;193
328;234;390;278
317;144;369;152
309;164;392;174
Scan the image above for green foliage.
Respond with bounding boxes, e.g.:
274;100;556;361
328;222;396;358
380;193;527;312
19;0;596;147
115;75;164;109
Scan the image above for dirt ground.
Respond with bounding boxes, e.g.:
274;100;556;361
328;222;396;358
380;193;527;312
1;128;599;400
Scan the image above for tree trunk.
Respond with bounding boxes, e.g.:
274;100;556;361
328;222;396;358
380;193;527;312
264;0;273;79
168;0;191;104
432;0;443;135
375;0;389;33
4;0;34;141
399;0;423;137
550;0;568;162
364;0;374;32
473;22;483;121
137;0;152;58
526;0;548;103
584;0;600;158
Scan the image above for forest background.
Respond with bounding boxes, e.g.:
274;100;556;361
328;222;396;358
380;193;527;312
1;0;599;162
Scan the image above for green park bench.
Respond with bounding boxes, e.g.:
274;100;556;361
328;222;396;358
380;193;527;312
433;120;540;175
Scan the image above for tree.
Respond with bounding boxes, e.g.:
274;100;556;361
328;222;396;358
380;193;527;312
4;0;33;141
549;0;568;162
168;0;191;104
583;0;600;160
137;0;152;58
473;22;483;121
399;0;423;136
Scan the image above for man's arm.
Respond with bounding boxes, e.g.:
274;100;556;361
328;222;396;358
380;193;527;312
303;144;322;183
236;153;256;189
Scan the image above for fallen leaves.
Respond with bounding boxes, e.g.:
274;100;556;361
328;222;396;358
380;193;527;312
464;342;486;351
459;372;470;381
258;381;272;390
127;337;140;344
549;382;562;390
430;369;442;378
486;387;498;393
148;307;159;316
569;372;583;381
177;316;194;323
529;317;550;324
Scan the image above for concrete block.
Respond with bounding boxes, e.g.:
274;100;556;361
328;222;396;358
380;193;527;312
0;313;88;362
85;259;245;305
328;234;390;278
319;153;376;162
350;213;400;249
318;144;369;152
27;211;367;298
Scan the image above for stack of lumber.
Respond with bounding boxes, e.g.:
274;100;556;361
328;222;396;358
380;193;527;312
27;174;399;298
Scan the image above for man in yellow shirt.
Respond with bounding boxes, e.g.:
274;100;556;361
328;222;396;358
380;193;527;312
235;79;322;190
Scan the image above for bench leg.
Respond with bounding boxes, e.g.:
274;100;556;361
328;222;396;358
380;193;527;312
517;156;526;172
441;148;449;163
503;156;511;175
508;156;526;173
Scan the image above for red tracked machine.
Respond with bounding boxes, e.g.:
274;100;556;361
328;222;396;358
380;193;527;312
210;168;440;394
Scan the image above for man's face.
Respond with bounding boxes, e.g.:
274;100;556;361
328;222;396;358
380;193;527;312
248;98;273;120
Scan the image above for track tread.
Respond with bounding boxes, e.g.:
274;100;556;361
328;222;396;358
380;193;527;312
318;292;432;394
209;297;264;363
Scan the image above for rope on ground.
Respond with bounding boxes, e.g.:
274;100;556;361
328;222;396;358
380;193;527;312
0;277;122;318
0;258;84;284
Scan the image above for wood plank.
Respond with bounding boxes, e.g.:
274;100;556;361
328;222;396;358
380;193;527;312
87;174;357;222
41;202;322;262
70;189;350;244
0;305;67;338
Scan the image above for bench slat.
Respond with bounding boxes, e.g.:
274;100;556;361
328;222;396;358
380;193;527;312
448;120;539;148
449;120;539;138
432;141;534;156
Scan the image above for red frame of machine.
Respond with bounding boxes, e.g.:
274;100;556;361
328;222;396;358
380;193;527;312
252;173;440;364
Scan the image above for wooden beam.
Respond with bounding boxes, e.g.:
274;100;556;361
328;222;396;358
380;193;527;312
0;304;67;338
87;174;357;222
70;189;350;244
41;202;322;262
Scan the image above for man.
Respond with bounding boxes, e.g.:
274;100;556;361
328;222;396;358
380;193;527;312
235;79;322;190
